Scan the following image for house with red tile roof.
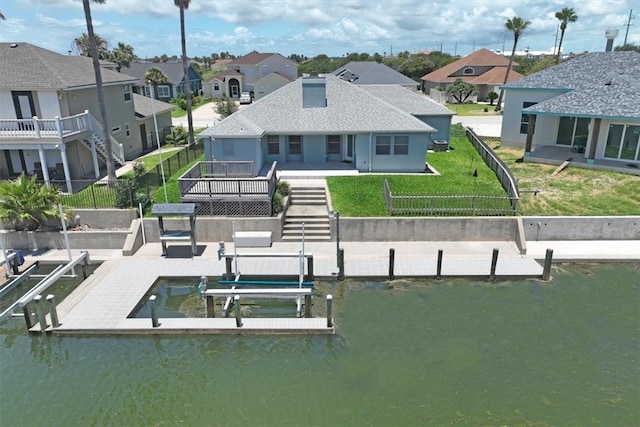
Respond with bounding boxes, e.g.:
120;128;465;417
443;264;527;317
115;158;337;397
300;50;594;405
421;48;523;102
202;51;297;101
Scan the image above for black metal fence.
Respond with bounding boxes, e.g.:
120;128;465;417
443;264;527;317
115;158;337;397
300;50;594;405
465;127;519;214
53;144;204;209
383;179;516;216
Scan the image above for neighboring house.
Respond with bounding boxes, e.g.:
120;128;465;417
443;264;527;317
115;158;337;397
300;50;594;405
202;51;297;100
132;94;174;153
0;42;145;189
421;48;524;102
121;62;202;102
332;61;419;90
500;51;640;170
199;75;454;174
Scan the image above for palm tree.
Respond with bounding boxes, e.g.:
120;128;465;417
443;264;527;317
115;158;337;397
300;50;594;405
555;7;578;64
145;67;168;99
74;32;109;58
108;42;135;72
175;0;195;147
0;11;5;20
82;0;116;183
495;16;531;112
0;174;69;231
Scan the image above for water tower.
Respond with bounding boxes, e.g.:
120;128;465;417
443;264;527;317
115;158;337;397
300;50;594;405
605;28;619;52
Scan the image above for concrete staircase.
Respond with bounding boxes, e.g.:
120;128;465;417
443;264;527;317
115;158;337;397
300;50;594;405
282;185;331;242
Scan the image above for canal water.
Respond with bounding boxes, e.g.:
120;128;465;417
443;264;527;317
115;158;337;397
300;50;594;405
0;263;638;426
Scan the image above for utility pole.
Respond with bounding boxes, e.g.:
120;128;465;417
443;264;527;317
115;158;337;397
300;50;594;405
623;9;634;46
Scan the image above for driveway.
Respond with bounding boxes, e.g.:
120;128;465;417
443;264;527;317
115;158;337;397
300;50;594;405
453;115;503;138
172;101;249;129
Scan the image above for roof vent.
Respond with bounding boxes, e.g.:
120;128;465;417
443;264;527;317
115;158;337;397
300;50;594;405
10;43;18;48
604;80;612;86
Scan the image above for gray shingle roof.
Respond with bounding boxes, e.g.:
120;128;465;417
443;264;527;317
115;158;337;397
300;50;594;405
360;85;454;116
121;62;195;86
333;61;418;86
200;75;436;138
0;42;138;89
505;52;640;119
133;93;175;118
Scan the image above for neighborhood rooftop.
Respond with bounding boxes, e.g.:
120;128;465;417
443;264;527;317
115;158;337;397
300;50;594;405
510;51;640;119
333;61;418;86
0;42;137;89
200;75;441;138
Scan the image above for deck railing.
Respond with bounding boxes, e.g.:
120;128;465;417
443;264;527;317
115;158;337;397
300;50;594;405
0;112;90;139
178;161;277;199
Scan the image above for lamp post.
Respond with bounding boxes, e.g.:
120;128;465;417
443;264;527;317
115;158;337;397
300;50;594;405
149;81;168;203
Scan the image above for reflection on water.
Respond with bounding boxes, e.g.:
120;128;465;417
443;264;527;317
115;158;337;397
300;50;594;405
0;263;638;425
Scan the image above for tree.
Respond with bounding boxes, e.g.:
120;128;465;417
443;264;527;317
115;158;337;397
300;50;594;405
107;42;134;72
615;43;640;53
487;91;498;105
530;55;558;73
175;0;195;147
495;16;531;111
82;0;117;183
215;95;238;118
446;78;478;103
145;67;168;99
0;11;5;20
555;7;578;64
0;174;70;231
397;54;435;81
165;126;188;145
74;32;109;58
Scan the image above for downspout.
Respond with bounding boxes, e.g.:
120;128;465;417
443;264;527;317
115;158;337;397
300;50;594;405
368;132;372;173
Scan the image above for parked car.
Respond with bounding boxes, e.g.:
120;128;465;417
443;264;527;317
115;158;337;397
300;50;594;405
239;92;252;104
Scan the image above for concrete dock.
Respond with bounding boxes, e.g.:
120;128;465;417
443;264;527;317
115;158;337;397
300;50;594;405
20;237;639;335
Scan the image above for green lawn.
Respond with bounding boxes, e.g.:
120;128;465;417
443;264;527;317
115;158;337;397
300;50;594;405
326;127;507;216
445;103;500;116
492;145;640;216
171;99;212;118
151;153;205;207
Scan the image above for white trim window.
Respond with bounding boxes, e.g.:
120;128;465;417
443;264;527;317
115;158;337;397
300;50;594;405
267;135;279;155
157;85;171;98
394;136;409;155
288;135;302;154
123;84;132;102
125;122;131;137
213;82;220;91
327;135;341;154
520;102;537;133
376;136;391;155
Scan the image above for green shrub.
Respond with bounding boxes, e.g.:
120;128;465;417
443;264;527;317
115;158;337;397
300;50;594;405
276;180;290;196
165;126;188;145
114;179;134;209
272;192;284;214
483;107;489;112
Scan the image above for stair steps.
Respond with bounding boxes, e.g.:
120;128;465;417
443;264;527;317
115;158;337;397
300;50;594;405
282;186;331;242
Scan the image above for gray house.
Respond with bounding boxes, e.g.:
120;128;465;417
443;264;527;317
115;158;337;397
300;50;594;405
500;51;640;173
121;62;202;101
333;61;419;90
199;75;453;174
0;42;141;188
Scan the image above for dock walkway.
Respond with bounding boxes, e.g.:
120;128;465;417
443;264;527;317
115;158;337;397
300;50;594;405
48;240;544;335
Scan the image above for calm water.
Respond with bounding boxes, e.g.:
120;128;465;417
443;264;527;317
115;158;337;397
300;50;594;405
0;263;638;426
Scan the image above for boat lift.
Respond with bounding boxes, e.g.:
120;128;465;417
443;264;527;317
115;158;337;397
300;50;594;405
215;223;313;318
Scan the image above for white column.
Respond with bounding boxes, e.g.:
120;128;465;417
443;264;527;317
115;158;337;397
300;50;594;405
37;145;50;184
54;116;63;139
32;116;41;139
59;144;73;194
91;139;100;179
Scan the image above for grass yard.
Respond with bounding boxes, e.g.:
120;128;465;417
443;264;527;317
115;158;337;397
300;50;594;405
151;153;205;207
171;99;212;118
493;145;640;216
326;128;508;217
445;103;499;116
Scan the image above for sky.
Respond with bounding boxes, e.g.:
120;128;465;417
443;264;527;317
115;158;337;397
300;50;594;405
1;0;638;60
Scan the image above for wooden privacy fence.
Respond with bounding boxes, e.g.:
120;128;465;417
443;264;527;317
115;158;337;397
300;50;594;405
465;127;519;214
383;179;517;216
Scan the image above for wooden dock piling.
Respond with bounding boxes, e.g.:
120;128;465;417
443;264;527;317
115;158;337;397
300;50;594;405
542;249;554;281
436;249;443;280
490;248;499;281
388;248;395;280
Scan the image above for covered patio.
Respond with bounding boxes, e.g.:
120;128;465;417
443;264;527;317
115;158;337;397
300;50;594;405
526;145;640;176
